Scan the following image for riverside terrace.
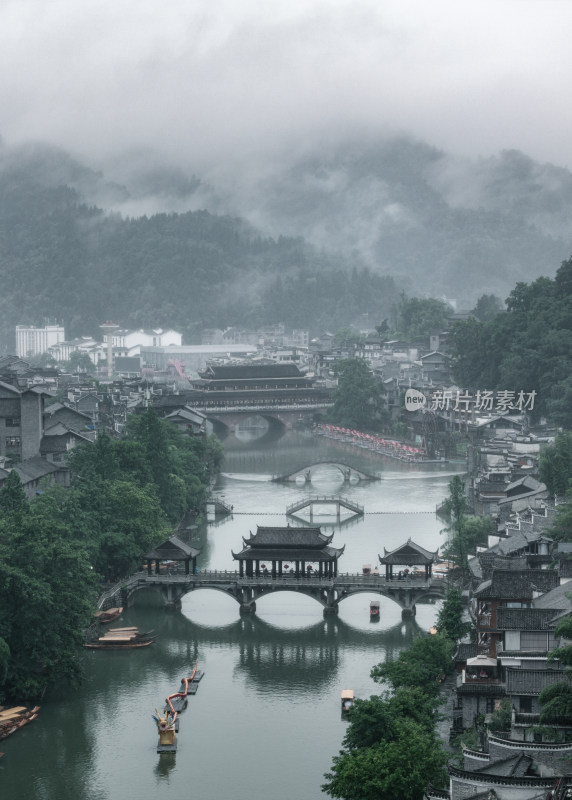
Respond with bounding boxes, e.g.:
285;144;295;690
97;531;446;619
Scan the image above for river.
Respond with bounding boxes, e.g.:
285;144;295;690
1;430;463;800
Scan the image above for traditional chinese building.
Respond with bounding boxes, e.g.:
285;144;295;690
232;525;344;578
144;535;201;576
378;538;438;580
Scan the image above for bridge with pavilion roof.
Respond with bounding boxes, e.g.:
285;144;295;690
98;530;446;619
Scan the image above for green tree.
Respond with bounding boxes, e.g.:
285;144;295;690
441;515;494;566
538;616;572;723
395;294;452;341
540;432;572;496
68;350;95;373
343;687;437;751
440;475;468;569
487;697;512;731
323;717;447;800
473;293;504;322
0;490;98;700
436;587;471;641
0;470;29;517
329;358;387;430
547;494;572;542
371;633;454;697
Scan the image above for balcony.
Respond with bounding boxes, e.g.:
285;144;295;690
477;614;492;627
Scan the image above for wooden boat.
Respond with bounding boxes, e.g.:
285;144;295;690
94;606;123;624
369;600;380;620
84;626;155;649
84;638;154;650
0;706;40;740
341;690;355;713
155;661;205;752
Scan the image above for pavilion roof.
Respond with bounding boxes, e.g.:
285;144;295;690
378;538;437;565
200;364;304;380
232;544;344;562
144;534;200;561
243;525;334;549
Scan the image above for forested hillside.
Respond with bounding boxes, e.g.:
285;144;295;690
2;136;572;350
186;139;572;303
0;140;400;349
448;256;572;427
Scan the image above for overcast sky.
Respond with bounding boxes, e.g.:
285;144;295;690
1;0;571;171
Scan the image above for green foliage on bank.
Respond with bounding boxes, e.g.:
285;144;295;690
323;635;453;800
436;587;471;642
440;475;493;569
0;411;222;701
328;358;388;431
448;256;572;427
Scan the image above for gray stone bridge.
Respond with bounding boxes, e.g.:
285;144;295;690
273;459;380;483
201;404;332;437
100;570;446;619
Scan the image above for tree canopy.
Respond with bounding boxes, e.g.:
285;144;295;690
370;632;454;698
329;358;387;431
436;587;471;641
0;411;222;701
539;432;572;496
448;256;572;427
323;640;450;800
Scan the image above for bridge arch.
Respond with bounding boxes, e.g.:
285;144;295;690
273;460;380;483
108;571;445;619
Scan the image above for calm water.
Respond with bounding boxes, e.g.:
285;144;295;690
1;431;463;800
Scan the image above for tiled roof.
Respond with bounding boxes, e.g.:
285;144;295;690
232;545;344;562
245;526;334;549
454;642;477;661
13;456;61;482
380;538;437;564
505;667;564;695
474;569;559;599
202;364;304;380
496;607;558;630
533;582;572;611
145;534;200;560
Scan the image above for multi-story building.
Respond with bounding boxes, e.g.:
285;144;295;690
16;324;65;358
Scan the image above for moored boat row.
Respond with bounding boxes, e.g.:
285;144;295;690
84;626;155;649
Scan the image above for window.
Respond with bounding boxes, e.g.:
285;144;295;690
519;697;533;713
521;632;548;651
486;698;496;713
5;436;20;448
4;418;20;427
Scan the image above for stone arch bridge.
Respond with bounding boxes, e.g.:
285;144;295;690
101;571;446;619
272;459;380;483
206;406;331;437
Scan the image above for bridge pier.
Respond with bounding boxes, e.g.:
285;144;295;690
401;605;416;619
160;584;183;611
239;587;257;615
323;587;339;617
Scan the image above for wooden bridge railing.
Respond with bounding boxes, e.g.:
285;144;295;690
97;569;447;607
285;495;364;515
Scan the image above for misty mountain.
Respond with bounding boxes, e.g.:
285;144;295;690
184;139;572;304
0;140;400;349
2;136;572;350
